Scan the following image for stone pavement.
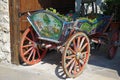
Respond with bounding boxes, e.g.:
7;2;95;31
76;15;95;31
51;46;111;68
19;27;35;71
0;47;120;80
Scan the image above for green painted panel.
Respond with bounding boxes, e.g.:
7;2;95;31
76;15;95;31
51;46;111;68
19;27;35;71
79;17;104;33
30;12;63;40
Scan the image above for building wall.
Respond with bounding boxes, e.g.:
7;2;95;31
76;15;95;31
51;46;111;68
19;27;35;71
0;0;11;63
0;0;75;64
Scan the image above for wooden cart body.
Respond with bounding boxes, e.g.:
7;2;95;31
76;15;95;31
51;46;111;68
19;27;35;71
19;7;119;78
20;10;91;78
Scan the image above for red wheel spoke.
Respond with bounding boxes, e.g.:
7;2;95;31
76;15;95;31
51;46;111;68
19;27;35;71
66;55;75;59
66;58;75;68
27;49;34;61
79;59;84;66
22;44;33;48
36;48;41;59
20;27;47;65
76;59;83;69
80;43;88;52
68;47;76;54
30;29;35;41
109;46;117;59
69;60;76;73
77;37;81;48
82;51;87;61
73;39;77;51
73;61;78;75
77;60;81;68
62;32;90;78
79;37;85;49
32;49;36;60
26;37;34;43
24;47;33;55
81;51;87;54
39;47;44;51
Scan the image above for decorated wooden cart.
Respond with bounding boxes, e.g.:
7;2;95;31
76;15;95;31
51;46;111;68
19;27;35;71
19;0;119;78
20;10;90;78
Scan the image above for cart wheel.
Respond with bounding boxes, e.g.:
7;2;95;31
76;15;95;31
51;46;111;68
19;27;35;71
20;27;47;65
108;46;118;59
62;32;90;78
108;32;119;59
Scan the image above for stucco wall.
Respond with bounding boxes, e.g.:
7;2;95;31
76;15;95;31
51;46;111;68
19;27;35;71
0;0;11;63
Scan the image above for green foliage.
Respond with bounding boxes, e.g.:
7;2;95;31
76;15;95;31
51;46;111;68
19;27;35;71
46;8;72;21
104;0;120;5
45;8;105;32
104;0;120;20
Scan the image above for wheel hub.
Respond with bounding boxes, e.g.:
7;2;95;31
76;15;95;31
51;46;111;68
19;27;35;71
33;42;37;48
76;52;85;60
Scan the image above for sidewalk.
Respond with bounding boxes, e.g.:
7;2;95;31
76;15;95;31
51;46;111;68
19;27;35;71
0;64;58;80
0;47;120;80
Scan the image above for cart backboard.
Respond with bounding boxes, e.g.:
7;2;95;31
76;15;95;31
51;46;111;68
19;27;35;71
27;10;64;43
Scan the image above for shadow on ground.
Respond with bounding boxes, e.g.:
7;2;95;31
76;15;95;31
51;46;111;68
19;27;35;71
89;45;120;76
41;50;67;79
40;45;120;79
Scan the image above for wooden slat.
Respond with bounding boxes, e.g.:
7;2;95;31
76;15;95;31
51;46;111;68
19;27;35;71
9;0;75;65
20;0;42;12
19;0;43;35
9;0;20;65
9;0;43;65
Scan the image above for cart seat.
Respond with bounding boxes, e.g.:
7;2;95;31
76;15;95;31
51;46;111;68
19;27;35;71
27;10;63;43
